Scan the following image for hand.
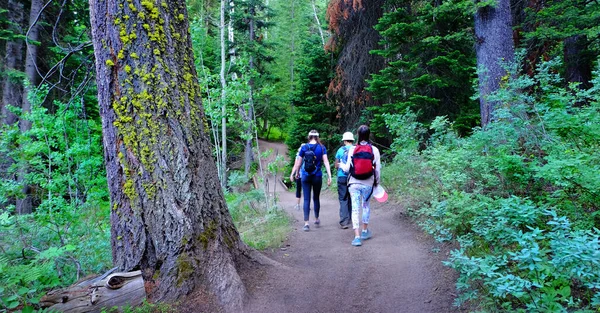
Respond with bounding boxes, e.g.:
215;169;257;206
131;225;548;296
290;173;295;181
327;177;332;186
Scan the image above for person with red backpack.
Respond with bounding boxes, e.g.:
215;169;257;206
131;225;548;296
290;130;333;231
339;125;381;246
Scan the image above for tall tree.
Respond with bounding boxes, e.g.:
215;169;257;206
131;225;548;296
231;0;273;176
88;0;255;308
219;0;228;188
518;0;600;88
1;0;24;126
326;0;385;132
16;0;44;215
369;0;478;137
474;0;514;127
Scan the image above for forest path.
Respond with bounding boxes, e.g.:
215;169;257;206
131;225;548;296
242;140;460;313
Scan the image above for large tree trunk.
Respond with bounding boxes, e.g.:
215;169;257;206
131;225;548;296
325;0;385;132
1;0;24;126
16;0;43;215
474;0;515;127
88;0;252;310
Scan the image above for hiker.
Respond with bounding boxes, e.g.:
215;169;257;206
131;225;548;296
340;125;381;246
290;130;332;231
334;132;354;229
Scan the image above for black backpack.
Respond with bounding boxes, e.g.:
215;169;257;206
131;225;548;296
303;144;318;174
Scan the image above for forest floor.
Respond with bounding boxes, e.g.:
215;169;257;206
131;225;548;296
240;140;463;313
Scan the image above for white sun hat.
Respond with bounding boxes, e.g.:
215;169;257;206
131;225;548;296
342;132;355;141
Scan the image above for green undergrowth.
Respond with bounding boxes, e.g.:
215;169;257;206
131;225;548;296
383;58;600;312
0;88;112;312
225;171;291;250
102;301;177;313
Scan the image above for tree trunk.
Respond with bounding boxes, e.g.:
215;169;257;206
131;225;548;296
564;35;592;90
474;0;515;127
220;0;228;188
325;0;385;132
88;0;251;310
244;5;256;178
290;0;295;90
1;0;24;126
311;0;325;48
16;0;43;215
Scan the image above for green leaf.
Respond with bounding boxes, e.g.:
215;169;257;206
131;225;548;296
7;300;19;309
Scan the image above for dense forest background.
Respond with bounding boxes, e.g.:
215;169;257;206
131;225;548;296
1;0;600;311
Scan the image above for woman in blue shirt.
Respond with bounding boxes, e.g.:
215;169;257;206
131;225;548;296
290;130;332;231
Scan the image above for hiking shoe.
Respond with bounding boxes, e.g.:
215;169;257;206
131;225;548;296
351;237;362;246
302;224;310;232
361;229;372;240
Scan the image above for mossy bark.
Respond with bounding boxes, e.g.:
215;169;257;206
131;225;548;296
89;0;249;310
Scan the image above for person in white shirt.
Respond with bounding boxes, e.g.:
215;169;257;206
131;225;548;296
339;125;381;246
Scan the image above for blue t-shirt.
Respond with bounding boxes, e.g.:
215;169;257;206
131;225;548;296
298;143;327;177
335;145;352;177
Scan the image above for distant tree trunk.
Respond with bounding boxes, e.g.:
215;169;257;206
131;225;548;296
474;0;515;127
290;0;295;90
311;0;325;48
89;0;253;309
220;0;228;188
16;0;43;215
564;35;592;89
244;5;256;178
1;0;24;126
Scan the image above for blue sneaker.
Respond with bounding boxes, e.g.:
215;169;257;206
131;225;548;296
361;229;372;240
303;224;310;232
351;237;362;246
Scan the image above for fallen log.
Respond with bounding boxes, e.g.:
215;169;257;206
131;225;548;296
41;270;146;312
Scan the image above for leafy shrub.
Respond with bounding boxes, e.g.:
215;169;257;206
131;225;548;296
0;87;111;311
385;58;600;311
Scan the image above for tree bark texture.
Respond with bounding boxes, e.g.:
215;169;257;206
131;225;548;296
88;0;249;310
325;0;385;132
16;0;44;215
474;0;515;127
1;0;25;126
564;35;592;89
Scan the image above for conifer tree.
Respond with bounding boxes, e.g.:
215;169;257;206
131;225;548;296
89;0;255;308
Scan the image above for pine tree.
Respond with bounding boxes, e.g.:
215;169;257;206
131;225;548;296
368;0;479;136
89;0;256;307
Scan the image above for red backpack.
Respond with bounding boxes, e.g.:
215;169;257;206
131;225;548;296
350;144;375;180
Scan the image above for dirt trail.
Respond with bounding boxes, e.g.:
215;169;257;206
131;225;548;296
242;140;460;313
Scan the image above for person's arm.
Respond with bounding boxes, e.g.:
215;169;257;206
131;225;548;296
290;156;302;181
290;146;304;181
323;154;332;186
373;146;381;185
339;146;353;173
